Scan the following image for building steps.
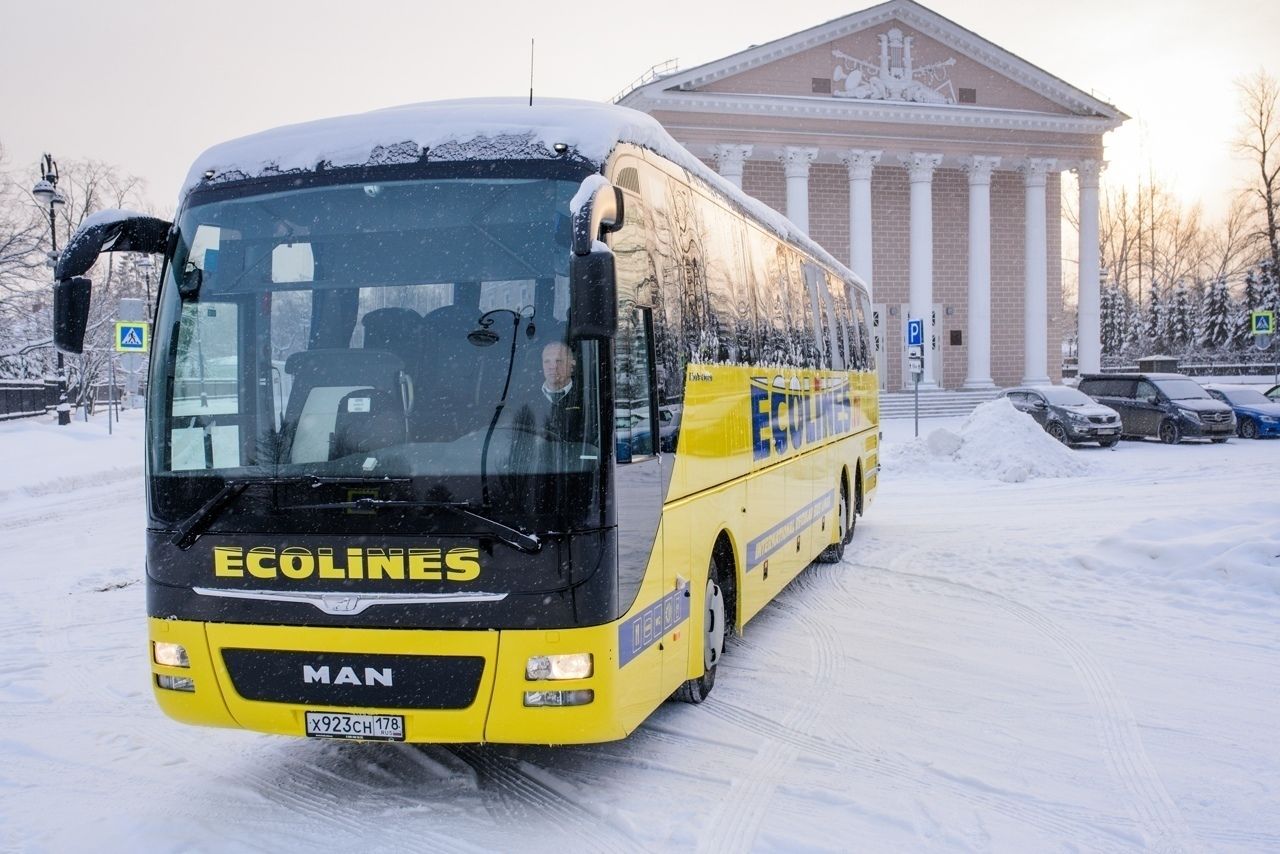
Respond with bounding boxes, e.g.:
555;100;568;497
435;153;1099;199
877;388;1002;420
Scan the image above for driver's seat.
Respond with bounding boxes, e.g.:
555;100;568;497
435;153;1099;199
282;349;409;463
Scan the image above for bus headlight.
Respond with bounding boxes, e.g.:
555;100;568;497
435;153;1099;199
526;653;593;680
153;642;190;668
524;690;594;707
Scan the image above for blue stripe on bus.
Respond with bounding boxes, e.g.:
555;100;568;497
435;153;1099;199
745;491;836;571
618;583;691;668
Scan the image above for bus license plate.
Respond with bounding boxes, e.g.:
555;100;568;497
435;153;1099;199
304;711;404;741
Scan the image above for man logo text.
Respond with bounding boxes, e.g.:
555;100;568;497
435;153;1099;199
303;665;393;687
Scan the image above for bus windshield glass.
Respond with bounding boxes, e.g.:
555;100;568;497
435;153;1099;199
148;171;603;530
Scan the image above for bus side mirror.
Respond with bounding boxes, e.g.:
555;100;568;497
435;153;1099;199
570;179;624;256
567;250;617;341
54;276;93;354
55;211;171;281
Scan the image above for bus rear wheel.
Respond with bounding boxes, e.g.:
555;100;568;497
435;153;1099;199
674;557;725;704
816;483;849;563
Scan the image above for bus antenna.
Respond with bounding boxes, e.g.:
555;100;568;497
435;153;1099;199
529;38;535;106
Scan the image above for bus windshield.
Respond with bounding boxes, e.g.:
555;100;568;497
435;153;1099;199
148;171;603;530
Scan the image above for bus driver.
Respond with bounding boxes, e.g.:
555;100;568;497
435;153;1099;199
539;341;584;441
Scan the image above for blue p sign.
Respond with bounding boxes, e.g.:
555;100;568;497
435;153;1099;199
907;318;924;347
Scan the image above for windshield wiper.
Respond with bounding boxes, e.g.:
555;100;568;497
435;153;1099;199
279;497;542;554
170;475;411;550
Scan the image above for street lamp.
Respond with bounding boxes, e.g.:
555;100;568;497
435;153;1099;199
136;253;154;319
34;153;71;425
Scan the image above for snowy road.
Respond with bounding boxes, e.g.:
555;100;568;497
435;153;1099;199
1;410;1277;853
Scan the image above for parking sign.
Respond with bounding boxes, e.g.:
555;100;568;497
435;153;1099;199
907;318;924;347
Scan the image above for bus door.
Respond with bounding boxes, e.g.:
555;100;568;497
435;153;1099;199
613;307;672;707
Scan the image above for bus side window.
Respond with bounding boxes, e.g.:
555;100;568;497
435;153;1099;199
616;307;657;463
855;292;874;372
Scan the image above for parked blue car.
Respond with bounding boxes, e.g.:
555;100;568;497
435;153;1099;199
1204;385;1280;439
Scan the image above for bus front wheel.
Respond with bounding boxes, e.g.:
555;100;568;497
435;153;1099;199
674;557;725;704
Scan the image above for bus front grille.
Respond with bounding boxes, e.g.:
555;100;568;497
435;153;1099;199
221;648;485;709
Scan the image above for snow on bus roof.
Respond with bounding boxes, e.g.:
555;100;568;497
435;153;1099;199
181;97;863;289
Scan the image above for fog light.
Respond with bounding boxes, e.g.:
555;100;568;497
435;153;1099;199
156;674;195;692
523;689;594;707
153;642;190;668
526;653;593;681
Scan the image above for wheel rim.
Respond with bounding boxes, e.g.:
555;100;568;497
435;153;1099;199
703;576;725;671
1242;420;1257;439
1160;422;1176;443
1049;423;1067;443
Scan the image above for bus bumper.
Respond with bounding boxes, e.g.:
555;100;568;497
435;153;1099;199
148;618;634;745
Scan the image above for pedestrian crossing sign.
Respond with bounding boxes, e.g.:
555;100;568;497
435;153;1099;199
115;321;149;353
1251;310;1274;336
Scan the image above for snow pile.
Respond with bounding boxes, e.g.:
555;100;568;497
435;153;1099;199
1075;504;1280;598
0;409;143;498
884;397;1091;482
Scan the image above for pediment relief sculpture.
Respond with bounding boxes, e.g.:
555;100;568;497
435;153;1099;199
831;27;955;104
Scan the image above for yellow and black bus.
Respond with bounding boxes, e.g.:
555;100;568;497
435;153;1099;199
53;98;878;744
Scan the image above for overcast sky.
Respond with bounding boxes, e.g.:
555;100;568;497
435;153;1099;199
2;0;1276;220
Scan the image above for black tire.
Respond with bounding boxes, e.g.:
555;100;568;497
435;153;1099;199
844;475;860;545
1047;422;1069;444
1240;418;1258;440
816;483;849;563
674;556;725;704
1098;437;1119;448
1158;420;1181;445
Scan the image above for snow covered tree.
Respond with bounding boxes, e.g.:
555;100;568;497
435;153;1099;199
1167;283;1194;350
1142;281;1167;354
1233;267;1264;349
1100;283;1121;358
1199;276;1233;352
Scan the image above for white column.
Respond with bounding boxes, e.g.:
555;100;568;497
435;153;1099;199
712;144;753;190
779;146;819;234
1075;159;1103;375
902;152;943;389
841;149;881;286
963;155;1000;389
1021;158;1056;385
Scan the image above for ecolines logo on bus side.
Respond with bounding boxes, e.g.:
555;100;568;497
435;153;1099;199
212;546;481;582
750;376;855;461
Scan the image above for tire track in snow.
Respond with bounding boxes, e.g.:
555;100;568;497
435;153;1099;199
860;564;1198;853
698;595;840;852
701;561;1144;852
451;745;636;853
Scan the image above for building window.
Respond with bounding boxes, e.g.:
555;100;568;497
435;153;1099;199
811;78;832;94
958;87;977;104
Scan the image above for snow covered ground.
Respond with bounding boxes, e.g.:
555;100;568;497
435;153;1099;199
0;402;1277;853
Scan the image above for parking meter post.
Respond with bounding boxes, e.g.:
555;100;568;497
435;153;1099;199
914;371;919;438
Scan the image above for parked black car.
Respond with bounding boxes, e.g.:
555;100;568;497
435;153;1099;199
1000;385;1122;447
1076;373;1235;444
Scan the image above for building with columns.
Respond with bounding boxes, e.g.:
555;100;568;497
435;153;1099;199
618;0;1126;389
